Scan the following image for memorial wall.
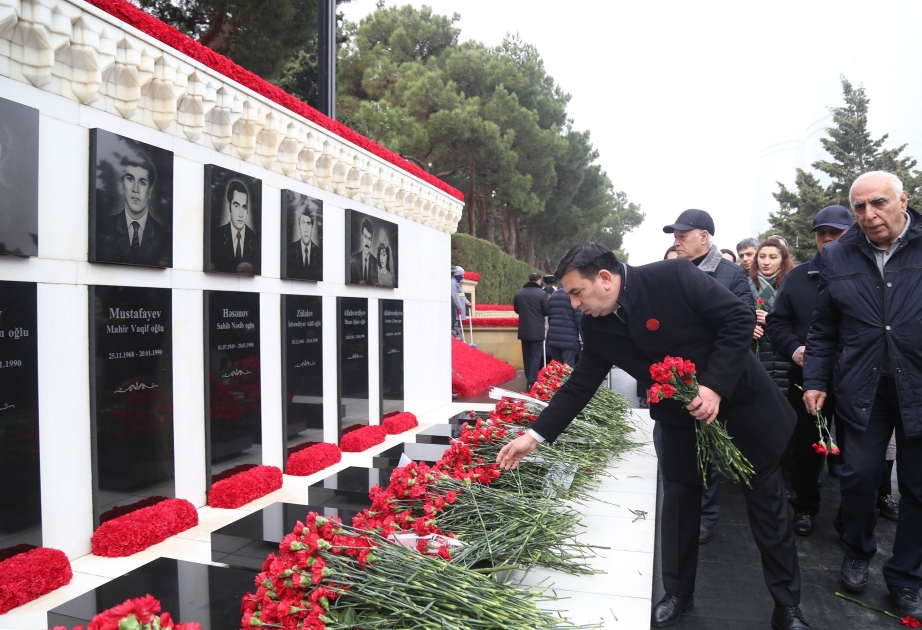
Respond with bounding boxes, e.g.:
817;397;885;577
0;0;463;559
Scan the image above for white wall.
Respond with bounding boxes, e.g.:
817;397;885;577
0;74;451;559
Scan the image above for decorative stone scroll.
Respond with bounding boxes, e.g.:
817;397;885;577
0;0;464;232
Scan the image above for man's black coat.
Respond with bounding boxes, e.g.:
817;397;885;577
211;222;261;274
350;251;379;285
530;258;796;483
286;239;323;281
514;281;549;340
96;212;172;267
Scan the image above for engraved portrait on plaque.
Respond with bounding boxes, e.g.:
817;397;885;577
204;166;262;276
89;129;174;267
344;210;398;288
281;191;323;282
0;97;39;257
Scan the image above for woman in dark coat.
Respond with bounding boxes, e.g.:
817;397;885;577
750;237;793;396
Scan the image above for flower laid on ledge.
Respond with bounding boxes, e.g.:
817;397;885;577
0;547;73;614
475;303;513;310
51;594;202;630
451;337;517;396
92;499;198;557
99;495;168;524
340;425;387;452
463;271;481;281
382;411;418;434
208;465;283;509
460;317;520;327
286;443;342;476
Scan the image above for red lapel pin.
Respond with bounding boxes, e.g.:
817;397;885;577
646;318;660;331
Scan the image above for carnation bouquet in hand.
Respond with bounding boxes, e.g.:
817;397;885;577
647;356;755;487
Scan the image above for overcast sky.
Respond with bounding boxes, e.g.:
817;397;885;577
341;0;922;264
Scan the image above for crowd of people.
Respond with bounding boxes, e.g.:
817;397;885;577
493;170;921;629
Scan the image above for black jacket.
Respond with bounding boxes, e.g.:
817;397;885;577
95;212;172;267
530;259;795;483
513;282;549;340
696;245;755;311
285;239;323;281
546;288;582;350
750;280;791;396
766;253;823;388
211;223;261;274
805;207;922;437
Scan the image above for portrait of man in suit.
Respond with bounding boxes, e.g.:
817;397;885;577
349;217;378;286
283;191;323;281
204;166;261;275
90;129;173;267
0;97;39;257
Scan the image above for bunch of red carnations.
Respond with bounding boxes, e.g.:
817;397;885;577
381;411;418;434
286;443;342;477
811;408;840;457
528;361;573;401
339;425;386;452
647;356;755;486
52;595;201;630
209;465;283;509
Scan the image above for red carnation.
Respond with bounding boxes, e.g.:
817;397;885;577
903;617;921;628
812;442;828;456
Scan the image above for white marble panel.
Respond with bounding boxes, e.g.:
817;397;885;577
172;288;206;507
321;293;338;444
172;155;205;272
259;291;283;468
0;256;78;284
259;184;281;280
367;297;380;425
38;115;88;262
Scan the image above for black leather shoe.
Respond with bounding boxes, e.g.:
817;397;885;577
889;586;922;618
878;495;899;521
793;513;814;536
841;555;869;592
771;605;811;629
651;594;694;627
699;524;713;545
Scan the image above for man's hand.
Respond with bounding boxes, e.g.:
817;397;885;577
686;384;722;424
803;390;827;415
792;346;805;367
753;325;764;340
755;310;768;325
496;433;539;470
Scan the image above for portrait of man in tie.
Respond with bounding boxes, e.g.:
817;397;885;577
204;165;262;275
90;129;173;267
0;96;39;258
345;209;399;288
282;190;323;281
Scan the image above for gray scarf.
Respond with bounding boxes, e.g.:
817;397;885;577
756;269;780;294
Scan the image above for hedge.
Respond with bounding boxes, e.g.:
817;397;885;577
451;234;544;305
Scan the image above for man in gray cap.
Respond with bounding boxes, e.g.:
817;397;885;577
451;266;469;339
767;205;852;537
663;209;755;545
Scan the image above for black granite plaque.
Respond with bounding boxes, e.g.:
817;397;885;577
0;97;39;257
344;209;398;287
89;129;174;267
307;466;394;509
282;295;323;465
414;423;462;445
47;558;253;630
280;190;323;281
0;281;41;553
204;165;262;275
90;286;173;527
212;502;360;571
373;443;449;469
205;291;261;488
380;299;404;417
337;297;368;440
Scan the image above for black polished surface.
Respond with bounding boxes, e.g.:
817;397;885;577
90;286;174;527
204;165;262;276
281;295;323;467
380;299;403;416
47;557;253;630
373;443;449;468
205;291;261;487
212;502;360;571
0;281;41;552
307;466;396;508
0;97;39;257
337;297;368;439
414;423;462;445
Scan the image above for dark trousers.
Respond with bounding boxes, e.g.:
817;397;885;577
662;459;800;604
521;339;543;388
787;387;833;517
550;346;577;367
700;459;722;530
840;377;922;589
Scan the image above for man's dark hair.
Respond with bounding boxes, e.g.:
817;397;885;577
528;272;542;282
736;237;758;252
361;218;373;237
554;240;620;280
664;245;676;259
226;180;249;205
120;149;156;187
720;248;737;263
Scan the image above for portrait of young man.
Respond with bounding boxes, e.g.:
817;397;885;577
90;129;173;267
0;96;39;258
349;214;378;286
282;190;323;281
204;165;262;275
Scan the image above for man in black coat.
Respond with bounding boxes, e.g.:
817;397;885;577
349;218;378;285
514;272;549;390
547;286;582;366
498;241;806;630
211;180;260;274
804;172;922;618
766;205;851;537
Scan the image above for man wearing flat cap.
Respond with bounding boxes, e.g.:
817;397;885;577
663;209;755;546
766;206;852;537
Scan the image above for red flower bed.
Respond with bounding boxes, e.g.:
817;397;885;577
51;594;202;630
83;0;463;203
286;443;342;476
211;462;259;484
287;440;318;456
463;271;481;281
92;499;198;557
382;412;418;434
340;425;387;452
461;317;519;327
0;547;72;614
99;496;168;524
208;465;283;509
475;304;514;311
451;338;517;396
